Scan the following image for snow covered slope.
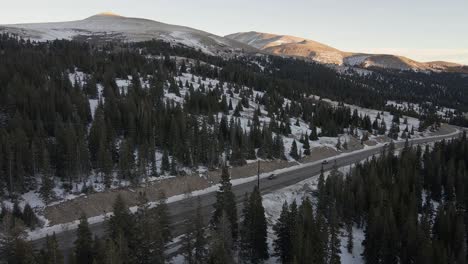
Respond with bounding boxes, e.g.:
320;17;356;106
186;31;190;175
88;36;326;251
227;31;465;72
226;31;306;50
264;40;349;65
227;31;350;65
0;13;257;55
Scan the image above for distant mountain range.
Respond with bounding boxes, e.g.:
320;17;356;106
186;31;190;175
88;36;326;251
226;31;467;72
1;13;466;73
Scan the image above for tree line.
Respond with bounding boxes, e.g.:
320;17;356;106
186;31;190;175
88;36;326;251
273;133;468;264
0;165;271;264
0;34;407;201
2;128;468;263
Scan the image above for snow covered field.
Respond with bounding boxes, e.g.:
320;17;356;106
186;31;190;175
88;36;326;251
386;100;456;121
320;96;422;138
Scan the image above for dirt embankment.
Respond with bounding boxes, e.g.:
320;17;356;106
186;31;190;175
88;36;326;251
44;143;347;225
430;123;457;136
300;146;339;163
45;175;212;225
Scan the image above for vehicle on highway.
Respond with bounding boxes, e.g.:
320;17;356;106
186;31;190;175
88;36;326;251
267;174;276;180
322;160;329;165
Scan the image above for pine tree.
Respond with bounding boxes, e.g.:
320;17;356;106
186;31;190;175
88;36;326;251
39;148;55;204
239;187;268;263
0;211;34;264
228;99;233;111
346;221;353;254
290;140;299;160
118;139;135;183
41;233;64;264
240;193;251;261
156;191;171;244
161;149;170;174
317;166;327;215
208;212;234;264
13;238;36;263
273;202;294;263
91;236;106;264
314;209;328;264
88;105;106;170
133;193;165;264
247;186;269;262
388;122;400;140
303;135;311;156
12;203;23;220
22;203;39;229
180;61;187;74
181;218;195;264
221;95;229;114
372;117;380;131
85;76;98;99
211;165;238;241
193;198;208;264
272;135;286;160
107;195;134;262
392;113;400;124
328;205;341;264
170;157;178;176
233;103;242;117
98;139;113;186
379;119;387;135
293;198;326;264
103;240;122;264
310;125;319;141
74;214;93;264
169;78;181;96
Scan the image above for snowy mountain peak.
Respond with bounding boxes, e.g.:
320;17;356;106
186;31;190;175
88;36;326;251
0;14;257;56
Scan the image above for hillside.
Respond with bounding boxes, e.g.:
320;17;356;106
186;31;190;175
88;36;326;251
0;13;257;55
227;31;465;72
227;31;350;65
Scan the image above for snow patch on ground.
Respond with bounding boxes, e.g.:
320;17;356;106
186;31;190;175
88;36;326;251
319;96;423;139
340;227;365;264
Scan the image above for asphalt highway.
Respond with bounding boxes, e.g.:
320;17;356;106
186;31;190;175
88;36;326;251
30;129;463;258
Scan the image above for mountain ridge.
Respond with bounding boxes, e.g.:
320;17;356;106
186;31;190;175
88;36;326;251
0;14;465;72
0;13;257;55
226;31;466;72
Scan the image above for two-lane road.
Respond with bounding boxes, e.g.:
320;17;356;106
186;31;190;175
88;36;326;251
30;129;463;257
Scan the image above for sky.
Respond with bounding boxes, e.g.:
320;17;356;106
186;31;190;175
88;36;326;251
1;0;467;64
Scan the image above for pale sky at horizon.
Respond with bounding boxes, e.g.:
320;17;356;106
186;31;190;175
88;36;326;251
1;0;467;64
